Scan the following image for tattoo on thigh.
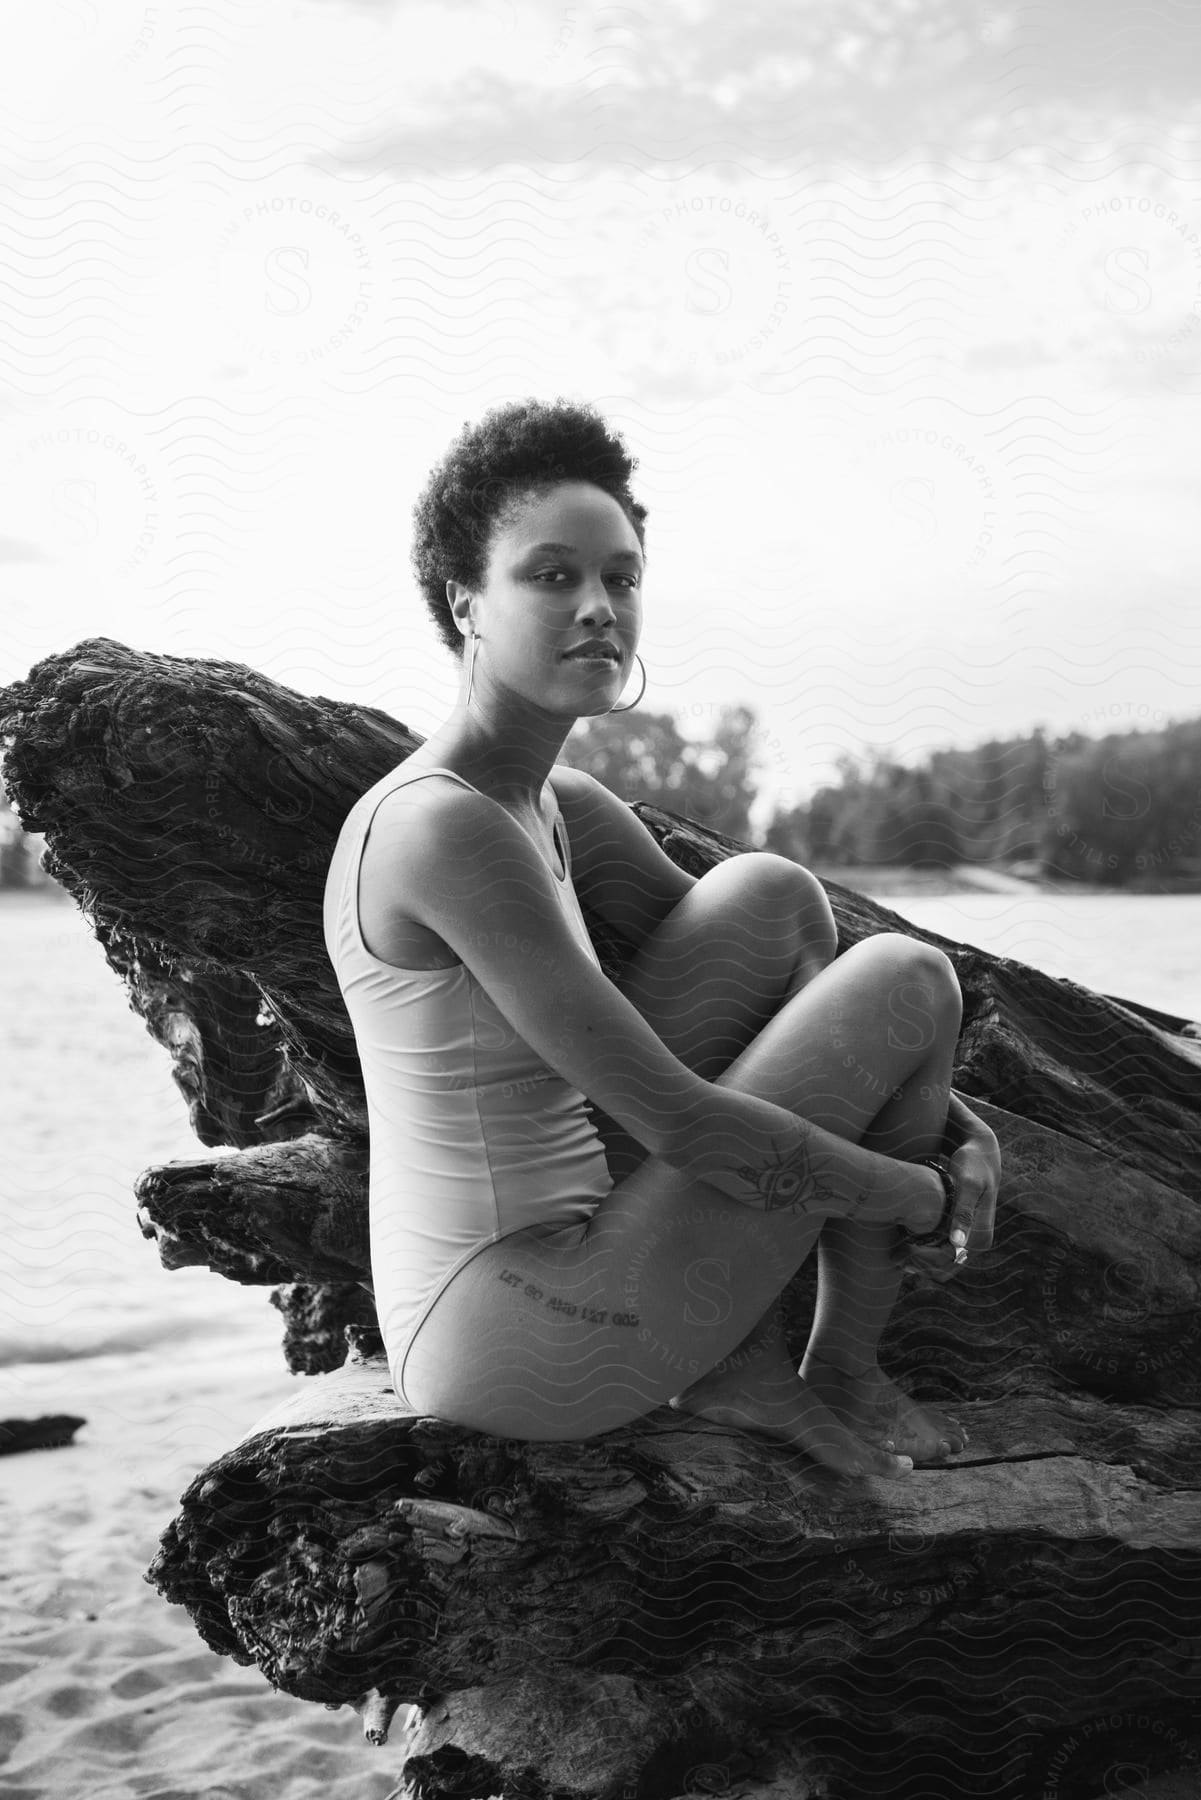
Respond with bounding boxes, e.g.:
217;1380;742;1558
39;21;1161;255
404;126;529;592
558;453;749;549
496;1269;640;1328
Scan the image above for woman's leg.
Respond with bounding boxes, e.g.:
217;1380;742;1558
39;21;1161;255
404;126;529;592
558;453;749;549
595;854;967;1459
673;996;966;1461
398;858;963;1476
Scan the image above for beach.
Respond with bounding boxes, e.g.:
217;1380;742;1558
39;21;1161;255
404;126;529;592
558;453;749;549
0;1343;405;1800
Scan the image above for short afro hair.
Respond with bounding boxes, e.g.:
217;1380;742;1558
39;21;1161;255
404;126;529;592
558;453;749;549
411;397;648;661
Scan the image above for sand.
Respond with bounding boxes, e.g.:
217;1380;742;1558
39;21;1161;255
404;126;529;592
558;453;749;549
0;1339;407;1800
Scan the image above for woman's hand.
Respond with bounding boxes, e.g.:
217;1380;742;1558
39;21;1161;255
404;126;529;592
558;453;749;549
676;1088;970;1232
895;1098;1002;1282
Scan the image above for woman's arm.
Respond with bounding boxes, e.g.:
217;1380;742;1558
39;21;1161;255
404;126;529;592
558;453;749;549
551;764;697;952
370;781;945;1237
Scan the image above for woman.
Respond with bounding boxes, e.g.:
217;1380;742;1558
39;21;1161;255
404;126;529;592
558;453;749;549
323;397;1001;1481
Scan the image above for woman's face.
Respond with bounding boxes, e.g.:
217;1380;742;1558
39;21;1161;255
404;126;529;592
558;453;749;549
463;481;643;713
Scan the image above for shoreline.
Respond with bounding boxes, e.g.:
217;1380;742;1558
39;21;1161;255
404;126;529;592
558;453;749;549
812;862;1051;897
810;863;1201;898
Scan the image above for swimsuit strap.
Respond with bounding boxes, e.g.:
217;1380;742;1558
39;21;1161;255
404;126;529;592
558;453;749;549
383;762;569;882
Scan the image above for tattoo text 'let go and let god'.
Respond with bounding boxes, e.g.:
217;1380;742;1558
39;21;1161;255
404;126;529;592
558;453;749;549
496;1268;640;1328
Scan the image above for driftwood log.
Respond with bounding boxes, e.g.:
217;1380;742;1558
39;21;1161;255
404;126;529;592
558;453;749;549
2;637;1200;1800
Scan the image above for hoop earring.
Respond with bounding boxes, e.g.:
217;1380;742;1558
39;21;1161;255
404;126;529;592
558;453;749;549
607;651;646;713
465;631;478;709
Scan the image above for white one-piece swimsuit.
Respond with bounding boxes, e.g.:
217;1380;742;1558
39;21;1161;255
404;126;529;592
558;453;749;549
322;758;615;1408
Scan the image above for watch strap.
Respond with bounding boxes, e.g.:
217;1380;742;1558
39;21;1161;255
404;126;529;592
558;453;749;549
904;1153;958;1246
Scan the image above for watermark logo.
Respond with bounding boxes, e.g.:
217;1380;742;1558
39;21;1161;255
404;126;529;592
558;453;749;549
845;421;1003;578
2;419;161;577
1037;1236;1201;1388
0;2;161;102
610;192;797;388
832;1532;983;1609
622;1200;795;1385
827;950;955;1111
681;1256;734;1329
1040;701;1201;882
118;6;160;71
426;0;585;80
1029;1709;1200;1798
1052;190;1201;369
210;180;376;371
665;697;797;802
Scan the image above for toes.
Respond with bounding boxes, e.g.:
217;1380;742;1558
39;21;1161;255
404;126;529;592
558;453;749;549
862;1447;912;1479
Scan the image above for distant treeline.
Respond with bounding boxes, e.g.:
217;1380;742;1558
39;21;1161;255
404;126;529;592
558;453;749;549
763;717;1201;887
5;708;1199;895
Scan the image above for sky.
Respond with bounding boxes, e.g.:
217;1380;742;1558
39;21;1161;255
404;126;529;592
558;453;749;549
2;0;1200;816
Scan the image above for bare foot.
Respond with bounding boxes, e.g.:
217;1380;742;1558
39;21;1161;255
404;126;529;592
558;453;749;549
799;1350;969;1464
668;1364;914;1482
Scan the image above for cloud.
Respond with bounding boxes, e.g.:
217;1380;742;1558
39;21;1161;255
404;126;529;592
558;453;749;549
0;537;49;565
328;0;1201;172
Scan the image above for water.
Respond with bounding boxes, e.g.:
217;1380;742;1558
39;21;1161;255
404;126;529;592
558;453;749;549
2;887;1198;1380
1;896;281;1376
859;889;1201;1024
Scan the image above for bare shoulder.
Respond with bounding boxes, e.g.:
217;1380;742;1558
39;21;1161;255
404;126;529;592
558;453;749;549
548;759;591;810
360;769;473;867
365;765;477;832
361;771;553;906
357;772;500;963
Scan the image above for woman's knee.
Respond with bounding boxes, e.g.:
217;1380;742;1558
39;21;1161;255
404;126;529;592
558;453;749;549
728;851;838;970
843;932;963;1037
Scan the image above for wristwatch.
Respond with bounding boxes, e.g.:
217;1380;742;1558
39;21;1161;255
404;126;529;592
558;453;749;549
904;1154;961;1250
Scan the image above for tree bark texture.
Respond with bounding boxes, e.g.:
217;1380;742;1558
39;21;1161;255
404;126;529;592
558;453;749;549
3;638;1200;1800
